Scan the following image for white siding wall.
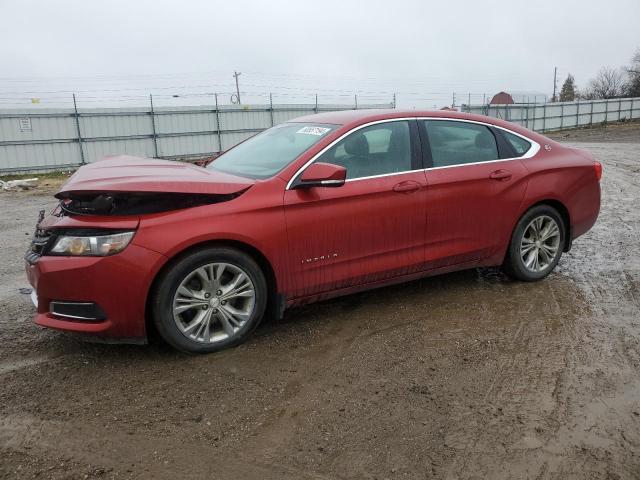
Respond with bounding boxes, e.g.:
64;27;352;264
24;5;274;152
0;103;391;172
466;97;640;133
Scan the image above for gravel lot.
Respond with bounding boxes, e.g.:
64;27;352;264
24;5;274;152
1;123;639;479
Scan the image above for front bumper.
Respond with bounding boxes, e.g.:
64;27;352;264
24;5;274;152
26;244;166;340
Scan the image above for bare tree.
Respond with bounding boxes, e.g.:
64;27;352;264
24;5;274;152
582;67;626;99
624;48;640;97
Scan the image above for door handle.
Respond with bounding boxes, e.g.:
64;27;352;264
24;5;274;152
489;169;512;181
393;181;421;193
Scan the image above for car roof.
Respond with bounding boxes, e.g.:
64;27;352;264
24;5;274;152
288;108;553;144
289;108;494;126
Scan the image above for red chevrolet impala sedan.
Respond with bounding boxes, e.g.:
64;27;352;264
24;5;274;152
26;109;601;353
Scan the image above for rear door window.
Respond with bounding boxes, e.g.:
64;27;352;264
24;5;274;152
423;120;499;168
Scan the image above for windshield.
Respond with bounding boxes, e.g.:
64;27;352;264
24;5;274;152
208;122;338;179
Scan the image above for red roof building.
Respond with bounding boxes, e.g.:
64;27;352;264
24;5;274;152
490;92;515;104
490;91;548;105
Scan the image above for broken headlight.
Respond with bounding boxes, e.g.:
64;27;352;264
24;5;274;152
49;231;135;256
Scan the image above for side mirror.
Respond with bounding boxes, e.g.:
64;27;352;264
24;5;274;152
294;162;347;189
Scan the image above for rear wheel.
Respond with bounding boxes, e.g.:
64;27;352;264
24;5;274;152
503;205;566;282
151;247;267;354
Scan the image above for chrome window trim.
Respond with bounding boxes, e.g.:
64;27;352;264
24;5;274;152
345;170;416;183
425;156;521;172
417;117;540;160
285;116;540;189
286;118;416;189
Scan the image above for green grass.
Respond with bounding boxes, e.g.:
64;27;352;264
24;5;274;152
0;170;73;182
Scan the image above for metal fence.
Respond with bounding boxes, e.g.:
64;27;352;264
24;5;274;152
465;97;640;133
0;99;393;173
3;93;638;173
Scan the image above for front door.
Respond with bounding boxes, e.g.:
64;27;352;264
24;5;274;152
284;119;427;299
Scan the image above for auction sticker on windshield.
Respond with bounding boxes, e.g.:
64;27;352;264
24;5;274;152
297;126;331;136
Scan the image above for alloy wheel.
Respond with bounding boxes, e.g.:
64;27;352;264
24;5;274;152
520;215;561;273
172;263;256;344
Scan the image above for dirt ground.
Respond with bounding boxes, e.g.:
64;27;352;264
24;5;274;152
548;119;640;143
1;122;639;480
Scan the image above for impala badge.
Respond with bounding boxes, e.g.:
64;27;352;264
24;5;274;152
302;253;338;264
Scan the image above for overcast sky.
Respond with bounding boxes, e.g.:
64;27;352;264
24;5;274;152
1;0;639;108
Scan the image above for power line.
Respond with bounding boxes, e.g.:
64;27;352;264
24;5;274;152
0;81;499;97
0;68;532;83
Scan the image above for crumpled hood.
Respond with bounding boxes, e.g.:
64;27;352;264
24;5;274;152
56;155;254;198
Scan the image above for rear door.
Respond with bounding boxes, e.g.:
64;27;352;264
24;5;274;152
284;119;427;299
419;119;530;269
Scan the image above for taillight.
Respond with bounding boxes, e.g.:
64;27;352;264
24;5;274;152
594;161;602;181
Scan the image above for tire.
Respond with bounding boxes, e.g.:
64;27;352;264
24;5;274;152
151;247;267;354
502;205;566;282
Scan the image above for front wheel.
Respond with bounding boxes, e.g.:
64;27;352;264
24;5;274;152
151;247;267;354
503;205;566;282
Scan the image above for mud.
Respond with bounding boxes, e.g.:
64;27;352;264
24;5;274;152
1;125;640;479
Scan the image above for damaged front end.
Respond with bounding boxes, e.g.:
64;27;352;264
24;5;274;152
55;190;248;216
51;154;257;216
27;189;250;264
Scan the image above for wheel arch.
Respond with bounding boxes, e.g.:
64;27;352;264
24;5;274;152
514;199;572;254
144;239;281;341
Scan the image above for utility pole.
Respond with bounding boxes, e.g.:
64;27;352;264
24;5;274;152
552;67;558;102
233;71;242;104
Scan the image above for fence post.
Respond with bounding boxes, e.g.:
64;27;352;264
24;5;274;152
542;101;547;132
575;99;580;128
532;96;537;130
214;93;222;153
269;93;274;126
632;98;635;120
354;94;358;110
618;98;622;121
560;102;564;130
314;93;318;114
605;99;609;123
392;93;396;109
590;100;594;126
149;94;159;158
72;94;85;165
